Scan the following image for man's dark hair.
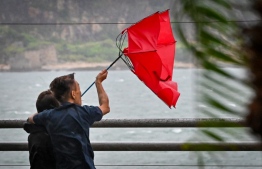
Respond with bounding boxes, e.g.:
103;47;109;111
49;73;75;103
36;90;60;113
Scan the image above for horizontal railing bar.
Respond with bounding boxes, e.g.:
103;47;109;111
0;142;261;151
1;165;262;167
0;118;246;128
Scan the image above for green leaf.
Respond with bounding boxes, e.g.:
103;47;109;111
205;48;242;65
200;30;228;47
212;0;232;9
202;60;236;79
181;0;198;13
200;109;219;118
194;5;228;23
204;96;238;115
201;81;246;106
202;73;245;94
205;23;235;37
202;129;224;141
176;24;191;48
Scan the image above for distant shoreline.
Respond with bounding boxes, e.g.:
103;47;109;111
0;61;195;72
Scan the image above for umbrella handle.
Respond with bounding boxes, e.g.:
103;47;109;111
81;54;123;97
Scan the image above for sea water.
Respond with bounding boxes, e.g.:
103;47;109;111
0;68;261;169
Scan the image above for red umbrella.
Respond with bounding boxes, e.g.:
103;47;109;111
118;10;180;108
82;10;180;108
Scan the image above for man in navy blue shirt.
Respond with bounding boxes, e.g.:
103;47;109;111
28;70;110;169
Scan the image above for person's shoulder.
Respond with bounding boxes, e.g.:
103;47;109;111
35;109;54;118
37;108;55;115
81;105;99;111
82;105;103;115
33;109;55;124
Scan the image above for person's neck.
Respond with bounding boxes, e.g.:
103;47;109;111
66;99;75;104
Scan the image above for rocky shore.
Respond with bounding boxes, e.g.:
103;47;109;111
0;61;194;72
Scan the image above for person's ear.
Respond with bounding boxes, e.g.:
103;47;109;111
71;90;76;100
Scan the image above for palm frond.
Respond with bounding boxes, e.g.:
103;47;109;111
175;0;250;167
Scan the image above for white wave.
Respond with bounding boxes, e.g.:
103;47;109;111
35;83;42;87
172;129;182;133
7;111;18;114
142;130;152;133
126;131;135;134
14;111;31;115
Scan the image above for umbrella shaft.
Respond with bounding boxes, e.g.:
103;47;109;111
81;54;123;97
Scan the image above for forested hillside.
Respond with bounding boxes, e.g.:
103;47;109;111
0;0;191;70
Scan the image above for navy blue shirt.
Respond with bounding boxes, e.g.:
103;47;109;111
33;102;103;169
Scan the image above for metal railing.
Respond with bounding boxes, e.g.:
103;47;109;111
0;118;246;128
0;118;261;151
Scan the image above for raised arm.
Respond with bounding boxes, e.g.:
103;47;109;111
95;70;110;115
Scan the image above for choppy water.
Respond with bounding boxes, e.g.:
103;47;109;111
0;68;261;169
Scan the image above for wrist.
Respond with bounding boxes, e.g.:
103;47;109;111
95;80;102;85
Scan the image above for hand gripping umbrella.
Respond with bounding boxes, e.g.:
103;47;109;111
82;9;180;108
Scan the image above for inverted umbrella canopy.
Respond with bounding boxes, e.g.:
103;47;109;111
119;10;180;108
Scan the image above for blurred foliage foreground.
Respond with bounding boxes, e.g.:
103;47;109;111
175;0;262;166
